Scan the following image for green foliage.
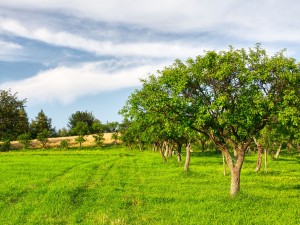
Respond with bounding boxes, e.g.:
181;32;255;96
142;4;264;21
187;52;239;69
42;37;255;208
111;132;119;144
75;135;86;148
57;127;70;137
0;149;299;224
72;121;89;136
0;89;29;141
37;130;50;148
68;111;96;135
59;139;70;149
104;121;119;132
93;134;104;147
120;45;300;195
0;139;11;151
92;121;105;147
30;110;54;139
17;133;31;149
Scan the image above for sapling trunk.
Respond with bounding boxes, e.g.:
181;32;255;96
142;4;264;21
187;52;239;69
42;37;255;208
160;147;167;163
264;148;268;172
275;143;282;159
184;143;191;171
253;138;263;172
177;144;182;162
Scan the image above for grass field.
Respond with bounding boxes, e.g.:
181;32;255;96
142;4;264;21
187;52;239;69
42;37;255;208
0;147;299;225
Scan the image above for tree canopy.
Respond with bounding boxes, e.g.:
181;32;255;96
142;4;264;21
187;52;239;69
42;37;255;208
120;45;300;196
0;89;29;141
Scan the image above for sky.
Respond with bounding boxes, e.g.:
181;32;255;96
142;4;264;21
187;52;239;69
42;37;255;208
1;0;300;130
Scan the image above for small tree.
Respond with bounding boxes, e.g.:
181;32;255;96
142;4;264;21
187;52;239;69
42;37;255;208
30;110;54;139
57;128;69;137
111;132;119;145
75;136;86;148
59;139;70;149
17;133;31;149
0;139;11;152
92;121;105;147
37;130;50;148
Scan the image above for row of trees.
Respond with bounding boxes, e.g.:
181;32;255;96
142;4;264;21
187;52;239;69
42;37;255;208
119;45;300;196
0;90;120;149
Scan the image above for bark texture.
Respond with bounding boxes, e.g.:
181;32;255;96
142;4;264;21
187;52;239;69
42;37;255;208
274;143;282;159
184;143;191;171
254;139;264;172
222;152;227;176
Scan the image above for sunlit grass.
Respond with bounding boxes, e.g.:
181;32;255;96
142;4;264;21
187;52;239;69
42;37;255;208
0;147;299;224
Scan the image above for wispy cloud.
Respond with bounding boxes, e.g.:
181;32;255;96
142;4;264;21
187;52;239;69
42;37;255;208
0;17;209;59
0;60;165;105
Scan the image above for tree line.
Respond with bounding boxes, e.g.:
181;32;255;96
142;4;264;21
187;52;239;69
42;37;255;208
0;91;120;150
119;44;300;196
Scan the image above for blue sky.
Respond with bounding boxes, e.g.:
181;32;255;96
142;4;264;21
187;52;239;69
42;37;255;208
1;0;300;130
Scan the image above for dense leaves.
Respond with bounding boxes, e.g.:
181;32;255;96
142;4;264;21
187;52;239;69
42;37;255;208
120;45;300;195
0;90;29;141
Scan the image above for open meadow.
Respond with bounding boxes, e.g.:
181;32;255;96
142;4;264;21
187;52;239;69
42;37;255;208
0;147;299;225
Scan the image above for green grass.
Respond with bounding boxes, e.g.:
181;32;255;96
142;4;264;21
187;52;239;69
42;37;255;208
0;147;299;225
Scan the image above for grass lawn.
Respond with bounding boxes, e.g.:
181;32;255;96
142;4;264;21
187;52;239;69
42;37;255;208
0;147;299;224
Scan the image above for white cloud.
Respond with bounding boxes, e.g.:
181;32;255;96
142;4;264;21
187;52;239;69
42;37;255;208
1;0;300;39
0;61;165;105
0;17;209;59
0;39;24;61
0;40;22;49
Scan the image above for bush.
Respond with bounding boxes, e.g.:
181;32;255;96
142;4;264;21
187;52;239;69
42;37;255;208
37;130;50;148
17;133;31;149
0;139;11;152
75;136;86;148
59;140;70;149
93;133;104;147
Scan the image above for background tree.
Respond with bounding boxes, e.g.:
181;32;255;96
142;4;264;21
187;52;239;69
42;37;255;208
37;130;51;148
30;110;55;139
57;127;69;137
92;120;105;146
103;121;119;133
68;111;96;135
17;133;31;149
0;90;29;142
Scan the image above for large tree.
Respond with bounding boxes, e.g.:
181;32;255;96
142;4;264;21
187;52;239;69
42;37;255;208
68;111;97;135
0;90;29;141
121;45;300;196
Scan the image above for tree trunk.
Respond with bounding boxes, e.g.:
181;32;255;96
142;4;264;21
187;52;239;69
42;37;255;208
201;140;205;153
184;143;191;171
264;148;268;172
275;143;282;159
160;147;167;163
253;138;264;172
222;152;226;176
222;145;247;197
177;144;182;162
230;168;241;196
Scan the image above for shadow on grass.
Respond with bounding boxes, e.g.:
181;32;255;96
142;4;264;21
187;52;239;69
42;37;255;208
262;183;300;191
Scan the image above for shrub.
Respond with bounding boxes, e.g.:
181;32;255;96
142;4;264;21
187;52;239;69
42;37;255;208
37;130;50;148
59;139;70;149
17;133;31;149
75;135;86;148
0;139;11;152
93;133;104;147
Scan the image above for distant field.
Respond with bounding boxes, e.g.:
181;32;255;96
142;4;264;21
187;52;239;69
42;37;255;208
0;148;299;224
10;133;116;149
